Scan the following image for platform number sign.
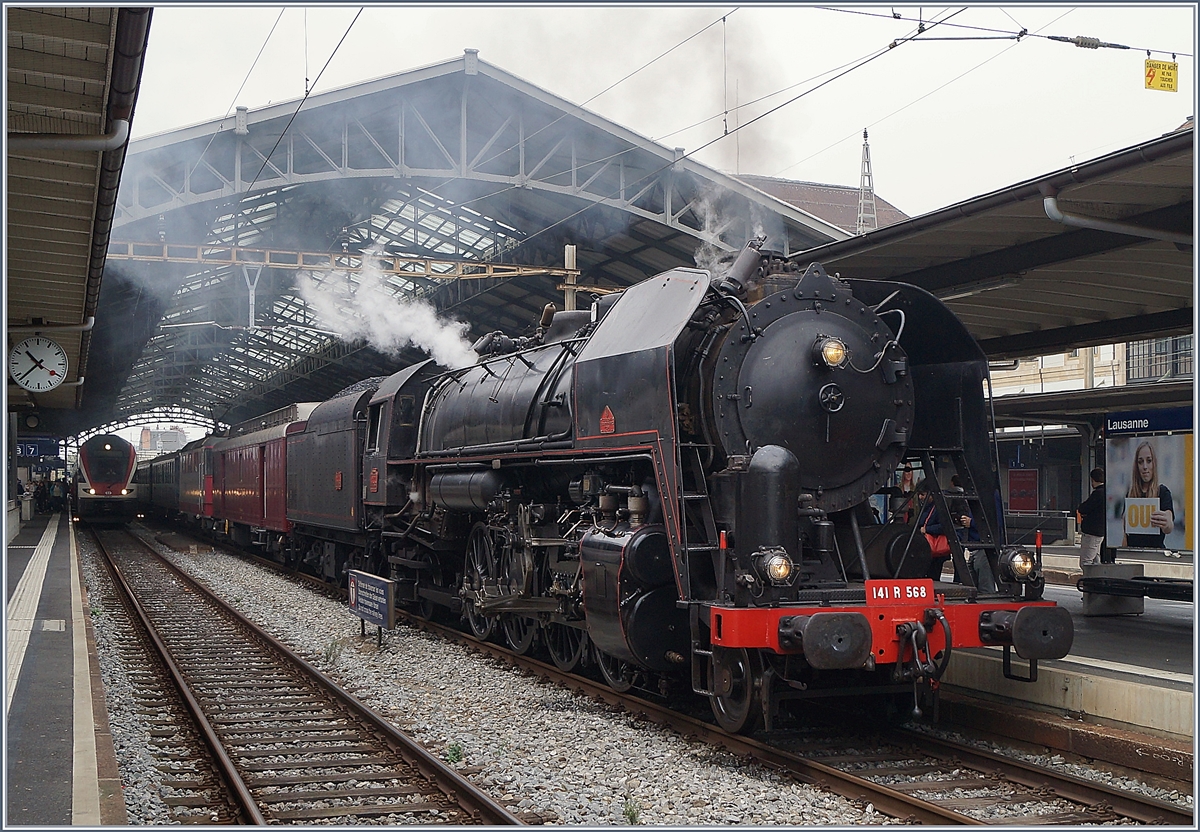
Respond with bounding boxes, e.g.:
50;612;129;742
1145;59;1178;92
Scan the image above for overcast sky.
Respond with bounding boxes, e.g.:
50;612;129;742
133;4;1195;218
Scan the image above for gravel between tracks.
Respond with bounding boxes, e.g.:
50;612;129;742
82;532;1192;825
82;535;889;825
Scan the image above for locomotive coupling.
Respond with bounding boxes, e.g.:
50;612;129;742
776;612;872;669
978;606;1074;660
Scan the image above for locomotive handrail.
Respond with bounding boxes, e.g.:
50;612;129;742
420;439;576;457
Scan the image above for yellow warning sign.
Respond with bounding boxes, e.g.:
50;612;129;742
1145;59;1178;92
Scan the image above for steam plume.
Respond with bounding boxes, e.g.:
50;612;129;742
295;252;477;369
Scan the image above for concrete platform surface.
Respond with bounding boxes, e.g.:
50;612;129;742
5;512;126;826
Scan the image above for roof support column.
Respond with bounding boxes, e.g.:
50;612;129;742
243;265;263;329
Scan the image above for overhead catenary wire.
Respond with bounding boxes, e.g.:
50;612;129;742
242;8;364;201
185;9;286;184
504;11;959;257
444;10;952;239
394;10;738;229
815;5;1191;57
771;6;1076;179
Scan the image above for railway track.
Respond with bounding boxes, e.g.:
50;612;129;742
88;526;521;825
421;620;1193;825
136;524;1193;825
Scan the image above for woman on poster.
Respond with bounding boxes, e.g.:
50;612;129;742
1123;440;1174;548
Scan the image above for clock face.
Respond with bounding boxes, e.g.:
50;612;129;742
8;336;69;392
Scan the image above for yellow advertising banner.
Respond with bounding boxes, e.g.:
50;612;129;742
1145;59;1178;92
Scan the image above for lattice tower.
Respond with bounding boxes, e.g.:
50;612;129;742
856;129;878;235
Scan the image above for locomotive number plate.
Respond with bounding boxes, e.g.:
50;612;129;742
865;579;935;605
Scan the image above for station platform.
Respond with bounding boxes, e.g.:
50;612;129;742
939;543;1193;748
1038;543;1194;582
5;512;125;826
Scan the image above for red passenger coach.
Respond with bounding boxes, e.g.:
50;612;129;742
177;436;217;525
213;425;290;549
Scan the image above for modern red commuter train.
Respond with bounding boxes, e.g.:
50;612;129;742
138;239;1074;731
72;434;138;524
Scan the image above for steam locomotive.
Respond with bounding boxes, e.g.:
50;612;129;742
73;433;138;524
138;238;1073;731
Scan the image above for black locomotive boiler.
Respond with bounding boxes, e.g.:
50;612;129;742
334;236;1074;731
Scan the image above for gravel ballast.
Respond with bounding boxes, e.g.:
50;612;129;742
81;531;1192;824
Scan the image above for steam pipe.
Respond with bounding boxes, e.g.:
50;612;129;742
849;508;871;581
8;120;129;152
1040;185;1192;245
8;317;96;334
715;234;767;295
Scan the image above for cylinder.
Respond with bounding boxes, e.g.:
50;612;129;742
737;445;800;558
429;469;504;512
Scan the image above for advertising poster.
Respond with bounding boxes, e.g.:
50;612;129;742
1007;469;1038;512
886;463;925;524
1104;408;1193;551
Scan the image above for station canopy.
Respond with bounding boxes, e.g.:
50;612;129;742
70;50;847;436
795;126;1193;360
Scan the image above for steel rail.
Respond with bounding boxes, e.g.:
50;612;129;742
124;529;521;826
90;527;265;824
411;618;979;825
144;523;1191;825
894;727;1194;825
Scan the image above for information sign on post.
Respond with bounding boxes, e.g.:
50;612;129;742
348;570;396;631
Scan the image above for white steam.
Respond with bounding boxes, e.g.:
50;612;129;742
692;185;778;281
295;255;477;369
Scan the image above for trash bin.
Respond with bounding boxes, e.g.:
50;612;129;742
20;494;33;521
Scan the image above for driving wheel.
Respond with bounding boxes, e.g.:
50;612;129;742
710;646;761;734
595;646;637;693
463;523;497;639
546;623;587;672
502;615;538;655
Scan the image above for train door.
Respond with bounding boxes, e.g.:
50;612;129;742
259;444;267;524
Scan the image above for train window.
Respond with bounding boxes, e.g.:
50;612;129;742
397;395;415;427
366;403;384;452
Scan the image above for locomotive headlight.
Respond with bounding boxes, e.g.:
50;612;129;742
120;489;128;496
758;549;794;584
88;488;96;495
999;547;1037;582
814;336;847;368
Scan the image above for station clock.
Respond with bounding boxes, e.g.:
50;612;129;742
8;336;69;393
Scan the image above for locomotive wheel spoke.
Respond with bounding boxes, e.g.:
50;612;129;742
546;623;587;672
710;646;761;734
502;615;537;655
463;523;496;640
595;647;637;693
